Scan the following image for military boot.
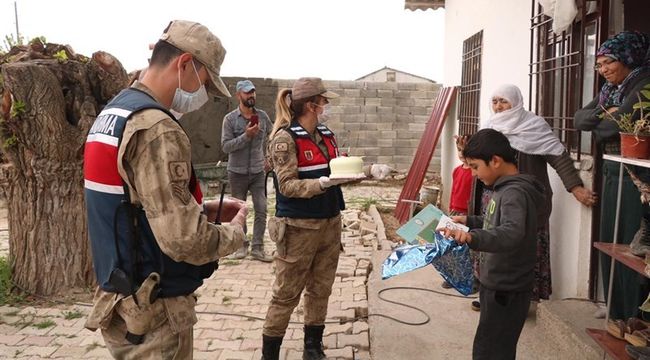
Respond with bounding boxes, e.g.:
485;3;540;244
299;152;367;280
630;213;650;256
303;325;326;360
261;335;283;360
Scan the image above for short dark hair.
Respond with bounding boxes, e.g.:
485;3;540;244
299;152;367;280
150;41;183;66
149;41;203;70
463;128;517;164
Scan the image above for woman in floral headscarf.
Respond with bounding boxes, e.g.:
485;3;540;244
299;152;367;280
576;31;650;320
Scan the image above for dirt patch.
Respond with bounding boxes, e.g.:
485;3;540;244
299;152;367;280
378;208;404;244
10;286;94;308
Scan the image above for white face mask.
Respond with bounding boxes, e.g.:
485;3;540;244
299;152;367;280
170;61;209;114
169;109;184;119
316;103;332;124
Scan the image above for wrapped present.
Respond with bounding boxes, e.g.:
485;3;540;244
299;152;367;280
382;230;474;296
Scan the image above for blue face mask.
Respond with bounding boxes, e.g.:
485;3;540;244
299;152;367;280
170;61;209;114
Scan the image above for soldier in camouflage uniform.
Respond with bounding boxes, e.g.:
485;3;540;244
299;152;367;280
83;21;246;359
261;78;353;360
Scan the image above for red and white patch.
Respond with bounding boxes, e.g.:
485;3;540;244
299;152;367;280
304;150;313;161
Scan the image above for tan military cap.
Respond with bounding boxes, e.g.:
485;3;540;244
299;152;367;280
291;77;339;101
160;20;230;97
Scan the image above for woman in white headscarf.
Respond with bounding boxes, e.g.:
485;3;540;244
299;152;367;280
469;84;596;306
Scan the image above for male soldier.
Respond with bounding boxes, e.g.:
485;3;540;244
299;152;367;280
221;79;273;262
83;20;246;358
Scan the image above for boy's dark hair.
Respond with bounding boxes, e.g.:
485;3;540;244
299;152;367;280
463;128;517;164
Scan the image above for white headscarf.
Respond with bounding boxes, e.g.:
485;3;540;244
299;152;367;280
484;84;566;156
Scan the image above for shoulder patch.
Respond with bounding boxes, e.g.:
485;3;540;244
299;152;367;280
275;143;288;152
169;161;190;181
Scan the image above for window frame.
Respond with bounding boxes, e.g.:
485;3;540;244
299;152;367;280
458;30;483;137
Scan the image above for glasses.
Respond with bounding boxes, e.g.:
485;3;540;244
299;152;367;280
594;58;618;71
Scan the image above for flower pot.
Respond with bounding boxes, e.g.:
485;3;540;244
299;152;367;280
620;133;650;159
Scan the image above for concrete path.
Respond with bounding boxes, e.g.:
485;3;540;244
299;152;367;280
367;221;573;360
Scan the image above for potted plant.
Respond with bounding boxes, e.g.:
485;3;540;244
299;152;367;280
603;84;650;159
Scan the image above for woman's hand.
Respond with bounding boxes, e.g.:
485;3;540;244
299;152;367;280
571;186;597;207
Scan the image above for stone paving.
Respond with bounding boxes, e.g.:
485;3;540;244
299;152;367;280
0;184;398;359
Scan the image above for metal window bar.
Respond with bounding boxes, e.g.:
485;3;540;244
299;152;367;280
529;1;591;160
458;31;483;136
530;0;612;302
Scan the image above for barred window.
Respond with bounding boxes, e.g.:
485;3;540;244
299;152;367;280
529;0;606;159
458;30;483;136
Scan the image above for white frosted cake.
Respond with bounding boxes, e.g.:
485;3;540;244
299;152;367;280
329;156;364;179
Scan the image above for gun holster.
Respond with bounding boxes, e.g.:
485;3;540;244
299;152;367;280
114;272;165;345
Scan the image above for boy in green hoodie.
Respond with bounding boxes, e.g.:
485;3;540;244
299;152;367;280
440;128;545;360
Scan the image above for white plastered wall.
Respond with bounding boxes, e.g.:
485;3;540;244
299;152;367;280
441;0;593;299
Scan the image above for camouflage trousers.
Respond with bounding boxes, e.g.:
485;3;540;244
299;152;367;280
263;215;342;337
101;313;193;360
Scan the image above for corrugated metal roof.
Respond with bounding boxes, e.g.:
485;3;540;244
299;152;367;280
404;0;445;11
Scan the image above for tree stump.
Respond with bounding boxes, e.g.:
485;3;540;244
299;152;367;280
0;39;128;295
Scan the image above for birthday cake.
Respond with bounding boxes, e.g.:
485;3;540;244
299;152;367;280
329;156;365;179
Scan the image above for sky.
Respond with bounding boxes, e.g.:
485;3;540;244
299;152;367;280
0;0;444;82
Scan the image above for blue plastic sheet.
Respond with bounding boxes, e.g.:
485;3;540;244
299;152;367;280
382;230;474;296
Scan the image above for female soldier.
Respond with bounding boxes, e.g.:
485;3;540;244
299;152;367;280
575;31;650;320
261;78;352;360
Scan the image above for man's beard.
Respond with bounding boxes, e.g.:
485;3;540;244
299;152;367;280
244;98;256;108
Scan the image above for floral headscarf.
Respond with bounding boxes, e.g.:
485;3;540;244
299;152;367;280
597;31;650;107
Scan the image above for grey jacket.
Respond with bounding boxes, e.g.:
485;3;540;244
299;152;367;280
467;174;545;292
575;68;650;144
221;108;272;174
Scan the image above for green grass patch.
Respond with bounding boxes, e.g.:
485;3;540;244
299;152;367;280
33;319;56;329
63;310;84;320
0;257;24;305
346;196;379;211
361;198;379;211
222;296;231;304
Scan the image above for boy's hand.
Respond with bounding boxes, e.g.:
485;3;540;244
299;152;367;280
450;215;467;225
438;227;472;245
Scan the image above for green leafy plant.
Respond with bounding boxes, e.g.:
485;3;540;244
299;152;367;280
29;36;46;45
1;34;24;54
361;198;379;211
10;100;26;118
53;49;68;62
601;84;650;136
3;134;18;149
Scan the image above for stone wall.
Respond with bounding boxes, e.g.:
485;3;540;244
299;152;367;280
180;77;441;172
